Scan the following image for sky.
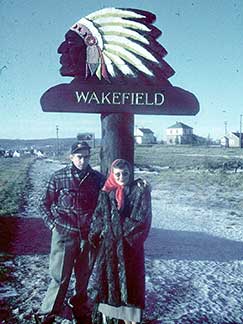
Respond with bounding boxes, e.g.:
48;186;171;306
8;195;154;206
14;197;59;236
0;0;243;141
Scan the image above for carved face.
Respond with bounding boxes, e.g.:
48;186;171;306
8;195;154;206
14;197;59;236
57;30;86;77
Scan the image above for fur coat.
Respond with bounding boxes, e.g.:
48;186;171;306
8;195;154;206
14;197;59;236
89;180;152;323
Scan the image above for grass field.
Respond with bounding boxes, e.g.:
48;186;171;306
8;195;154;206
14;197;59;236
0;157;35;216
135;144;243;169
135;145;243;204
61;144;243;170
1;145;243;216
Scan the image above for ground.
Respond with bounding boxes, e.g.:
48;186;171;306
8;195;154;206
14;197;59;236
1;154;243;324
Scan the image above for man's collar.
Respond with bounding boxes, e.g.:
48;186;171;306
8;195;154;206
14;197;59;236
71;163;91;177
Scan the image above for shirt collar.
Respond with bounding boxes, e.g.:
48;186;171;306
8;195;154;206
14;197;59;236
71;163;91;179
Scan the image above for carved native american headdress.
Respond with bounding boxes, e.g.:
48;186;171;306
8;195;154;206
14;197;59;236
70;7;174;81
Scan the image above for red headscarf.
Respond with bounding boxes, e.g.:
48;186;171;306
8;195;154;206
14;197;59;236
102;159;129;210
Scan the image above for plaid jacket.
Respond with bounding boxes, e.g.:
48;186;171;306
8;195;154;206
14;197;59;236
40;163;105;239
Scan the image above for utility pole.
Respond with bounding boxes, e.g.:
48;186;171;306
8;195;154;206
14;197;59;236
224;121;227;136
56;125;59;156
240;115;242;148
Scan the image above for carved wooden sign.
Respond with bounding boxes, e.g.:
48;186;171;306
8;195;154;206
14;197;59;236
41;82;199;115
40;8;199;115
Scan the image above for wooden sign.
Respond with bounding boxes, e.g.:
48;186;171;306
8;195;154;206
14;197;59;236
40;8;200;116
41;81;199;115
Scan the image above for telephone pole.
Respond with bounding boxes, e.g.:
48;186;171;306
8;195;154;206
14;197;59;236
56;125;60;155
224;121;227;136
240;115;242;148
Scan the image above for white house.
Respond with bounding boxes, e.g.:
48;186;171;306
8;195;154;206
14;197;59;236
166;122;193;145
221;132;243;148
13;150;21;158
36;150;45;158
134;128;156;144
220;136;229;148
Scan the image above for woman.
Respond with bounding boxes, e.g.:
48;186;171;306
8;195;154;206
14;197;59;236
88;159;152;324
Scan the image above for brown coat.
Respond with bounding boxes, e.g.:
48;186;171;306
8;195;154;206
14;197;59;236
89;180;152;313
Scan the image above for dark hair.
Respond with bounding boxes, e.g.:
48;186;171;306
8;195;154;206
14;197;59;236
112;159;132;174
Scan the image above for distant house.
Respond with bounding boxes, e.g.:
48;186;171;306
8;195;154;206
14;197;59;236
166;122;193;145
13;150;21;158
192;134;208;145
220;136;229;148
23;150;31;156
221;132;243;148
77;132;94;141
134;128;156;144
76;133;95;148
4;150;13;158
0;149;5;157
35;150;45;158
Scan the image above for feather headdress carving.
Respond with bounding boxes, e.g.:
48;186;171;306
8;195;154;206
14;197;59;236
70;7;175;81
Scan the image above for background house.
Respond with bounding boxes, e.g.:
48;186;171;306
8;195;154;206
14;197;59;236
77;132;95;148
166;122;193;145
220;136;229;148
13;150;21;158
221;132;243;148
134;128;157;144
192;134;208;145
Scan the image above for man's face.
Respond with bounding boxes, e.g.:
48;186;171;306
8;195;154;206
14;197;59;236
58;30;86;77
113;166;131;186
70;149;90;170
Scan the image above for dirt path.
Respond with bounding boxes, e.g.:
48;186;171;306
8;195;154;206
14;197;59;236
20;159;64;218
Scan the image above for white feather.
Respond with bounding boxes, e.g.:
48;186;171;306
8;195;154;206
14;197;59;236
105;44;154;76
86;8;146;20
100;26;149;45
92;17;150;32
103;35;158;63
71;8;159;79
103;51;135;76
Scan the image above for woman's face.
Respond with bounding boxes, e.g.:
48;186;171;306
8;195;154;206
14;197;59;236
113;166;130;186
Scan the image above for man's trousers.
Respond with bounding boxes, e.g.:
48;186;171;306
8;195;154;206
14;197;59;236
40;228;96;315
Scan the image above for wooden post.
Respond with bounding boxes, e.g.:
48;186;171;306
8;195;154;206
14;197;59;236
100;113;134;176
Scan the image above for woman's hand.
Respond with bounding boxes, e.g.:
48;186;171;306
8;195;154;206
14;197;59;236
136;178;151;191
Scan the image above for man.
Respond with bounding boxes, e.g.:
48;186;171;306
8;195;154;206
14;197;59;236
38;141;105;324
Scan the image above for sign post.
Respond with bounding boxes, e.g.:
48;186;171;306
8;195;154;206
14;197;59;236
100;113;134;175
40;7;199;175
